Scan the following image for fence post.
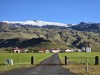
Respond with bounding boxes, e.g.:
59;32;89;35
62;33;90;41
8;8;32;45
95;56;99;65
65;56;68;65
86;58;88;72
31;56;35;65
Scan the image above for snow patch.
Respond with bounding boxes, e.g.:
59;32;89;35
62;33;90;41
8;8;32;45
3;20;69;27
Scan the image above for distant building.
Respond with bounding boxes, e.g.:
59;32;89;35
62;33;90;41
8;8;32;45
24;49;29;53
82;42;91;52
86;46;91;52
65;49;73;52
76;49;81;52
51;48;60;53
45;50;50;53
39;48;45;53
13;47;21;53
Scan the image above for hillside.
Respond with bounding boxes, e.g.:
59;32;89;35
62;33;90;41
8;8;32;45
0;28;100;52
71;22;100;33
0;21;100;52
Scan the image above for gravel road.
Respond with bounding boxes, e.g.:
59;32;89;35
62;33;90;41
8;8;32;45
0;53;77;75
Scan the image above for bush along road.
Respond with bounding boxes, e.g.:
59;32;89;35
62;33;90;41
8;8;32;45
0;53;77;75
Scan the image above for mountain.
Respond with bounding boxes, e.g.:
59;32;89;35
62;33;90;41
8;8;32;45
0;20;75;31
1;21;100;33
71;22;100;33
3;20;68;26
0;20;100;52
0;28;100;52
3;20;69;27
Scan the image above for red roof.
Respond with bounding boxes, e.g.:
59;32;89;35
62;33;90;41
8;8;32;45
51;48;59;50
39;48;45;51
13;47;21;50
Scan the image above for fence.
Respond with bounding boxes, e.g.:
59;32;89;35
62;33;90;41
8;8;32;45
0;56;35;66
64;56;99;65
64;56;100;73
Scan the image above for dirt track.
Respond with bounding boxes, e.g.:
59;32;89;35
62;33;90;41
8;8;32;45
0;53;77;75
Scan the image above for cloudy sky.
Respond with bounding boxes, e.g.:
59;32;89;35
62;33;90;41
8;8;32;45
0;0;100;24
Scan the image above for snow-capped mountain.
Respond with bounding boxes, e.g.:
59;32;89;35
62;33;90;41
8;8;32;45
3;20;69;27
0;20;100;32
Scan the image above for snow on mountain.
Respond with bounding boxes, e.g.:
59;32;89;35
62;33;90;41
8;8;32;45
3;20;69;27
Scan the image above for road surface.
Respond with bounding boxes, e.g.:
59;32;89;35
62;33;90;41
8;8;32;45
0;53;77;75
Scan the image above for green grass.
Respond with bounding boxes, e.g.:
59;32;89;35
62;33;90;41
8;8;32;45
0;53;53;72
59;52;100;75
59;52;100;65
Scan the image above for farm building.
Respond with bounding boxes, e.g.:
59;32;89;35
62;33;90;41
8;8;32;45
45;50;50;53
82;42;91;52
65;49;73;52
75;49;81;52
13;47;21;53
13;47;29;53
24;49;29;53
39;48;45;53
51;48;60;53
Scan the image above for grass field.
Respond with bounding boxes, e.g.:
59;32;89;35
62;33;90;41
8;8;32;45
0;52;100;75
59;52;100;75
0;53;53;72
59;52;100;65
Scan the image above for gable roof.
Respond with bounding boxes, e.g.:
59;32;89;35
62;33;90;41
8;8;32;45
51;48;59;50
13;47;21;50
39;48;45;51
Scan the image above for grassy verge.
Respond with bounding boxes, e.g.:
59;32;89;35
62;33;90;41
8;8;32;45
62;65;100;75
59;52;100;75
0;53;53;72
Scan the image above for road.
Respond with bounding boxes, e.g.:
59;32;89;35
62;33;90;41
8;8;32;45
0;53;77;75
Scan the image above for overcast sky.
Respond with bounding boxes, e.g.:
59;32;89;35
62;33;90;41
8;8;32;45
0;0;100;24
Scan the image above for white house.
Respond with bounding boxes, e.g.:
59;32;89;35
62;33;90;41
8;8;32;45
82;46;91;52
24;49;29;53
39;48;45;53
76;49;82;52
65;49;73;52
45;50;50;53
86;46;91;52
13;47;21;53
82;42;91;52
82;47;86;52
39;50;44;53
51;48;60;53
